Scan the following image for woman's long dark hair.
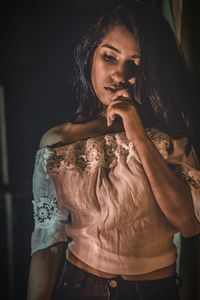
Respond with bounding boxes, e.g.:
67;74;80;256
69;0;195;150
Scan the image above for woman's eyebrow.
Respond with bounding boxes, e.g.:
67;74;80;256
101;43;121;53
101;43;141;58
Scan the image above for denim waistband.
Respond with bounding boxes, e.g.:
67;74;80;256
54;261;180;300
63;260;121;286
62;260;177;287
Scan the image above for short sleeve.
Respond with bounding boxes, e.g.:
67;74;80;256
166;137;200;222
31;147;69;255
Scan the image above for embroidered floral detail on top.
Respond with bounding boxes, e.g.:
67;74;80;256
145;128;173;159
46;128;173;174
174;163;200;189
32;190;61;227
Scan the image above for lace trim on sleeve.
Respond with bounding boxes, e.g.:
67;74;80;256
31;148;68;254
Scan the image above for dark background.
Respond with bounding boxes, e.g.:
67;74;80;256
0;1;199;299
0;1;100;299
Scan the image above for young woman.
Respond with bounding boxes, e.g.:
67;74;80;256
27;1;200;299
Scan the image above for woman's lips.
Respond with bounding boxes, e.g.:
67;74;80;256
104;83;132;91
104;86;131;99
104;86;122;92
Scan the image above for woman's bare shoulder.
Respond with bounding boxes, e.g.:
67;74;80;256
39;122;72;149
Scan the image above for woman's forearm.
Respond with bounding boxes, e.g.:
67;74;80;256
133;134;200;237
105;99;200;237
27;242;65;300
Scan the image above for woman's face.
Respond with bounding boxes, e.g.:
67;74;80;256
91;25;141;107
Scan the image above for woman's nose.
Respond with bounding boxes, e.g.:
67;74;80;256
111;63;136;84
111;70;125;84
111;63;126;83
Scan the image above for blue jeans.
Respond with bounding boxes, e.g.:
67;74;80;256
54;261;180;300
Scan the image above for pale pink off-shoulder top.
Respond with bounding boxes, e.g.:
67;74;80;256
31;126;200;275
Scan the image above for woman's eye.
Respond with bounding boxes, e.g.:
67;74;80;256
103;54;117;63
128;61;140;75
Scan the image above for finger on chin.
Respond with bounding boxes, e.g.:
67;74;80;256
113;88;131;99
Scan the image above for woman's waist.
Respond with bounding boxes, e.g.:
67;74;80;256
67;250;176;281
